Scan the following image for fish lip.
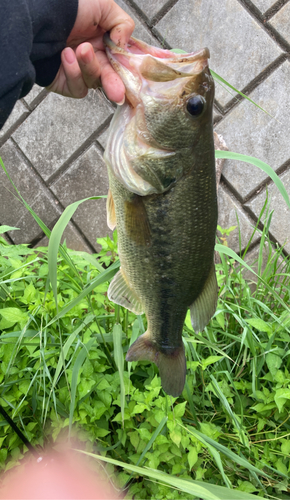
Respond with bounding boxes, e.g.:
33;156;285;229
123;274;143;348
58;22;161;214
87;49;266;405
103;32;210;62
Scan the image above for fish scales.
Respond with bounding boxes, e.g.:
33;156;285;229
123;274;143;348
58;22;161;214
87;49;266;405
104;34;218;397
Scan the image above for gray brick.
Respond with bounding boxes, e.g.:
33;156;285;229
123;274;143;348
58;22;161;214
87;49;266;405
251;0;276;13
218;185;258;252
0;101;29;143
130;0;170;23
13;91;113;182
216;61;290;201
97;126;111;150
115;0;158;44
0;140;46;224
51;144;110;250
35;222;92;253
245;168;290;253
269;2;290;45
23;85;46;108
9;191;60;245
155;0;281;106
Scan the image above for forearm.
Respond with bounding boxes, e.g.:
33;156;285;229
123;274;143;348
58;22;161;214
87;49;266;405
0;0;78;130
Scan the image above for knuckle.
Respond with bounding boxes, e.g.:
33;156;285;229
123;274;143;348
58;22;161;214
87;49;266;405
125;17;135;31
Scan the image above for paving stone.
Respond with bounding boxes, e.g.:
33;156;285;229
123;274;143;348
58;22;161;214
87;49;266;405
23;85;46;108
9;191;60;245
269;2;290;45
251;0;276;13
0;101;29;143
0;140;48;225
216;61;290;201
155;0;281;107
35;221;92;253
51;144;110;250
12;90;113;182
218;185;259;252
245;168;290;253
97;126;111;150
130;0;170;23
115;0;158;44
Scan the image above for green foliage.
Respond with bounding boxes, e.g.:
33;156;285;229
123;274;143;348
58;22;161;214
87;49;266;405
1;217;290;498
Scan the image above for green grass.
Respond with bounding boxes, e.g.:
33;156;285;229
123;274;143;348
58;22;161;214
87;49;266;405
0;200;290;498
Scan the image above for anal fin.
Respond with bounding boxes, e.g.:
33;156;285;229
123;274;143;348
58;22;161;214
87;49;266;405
107;188;116;230
190;263;218;332
126;332;186;397
108;268;143;314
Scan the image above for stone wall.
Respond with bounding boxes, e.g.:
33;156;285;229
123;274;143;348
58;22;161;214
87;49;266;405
1;0;289;258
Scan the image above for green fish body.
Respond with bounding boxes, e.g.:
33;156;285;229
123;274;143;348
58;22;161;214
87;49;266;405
104;35;218;397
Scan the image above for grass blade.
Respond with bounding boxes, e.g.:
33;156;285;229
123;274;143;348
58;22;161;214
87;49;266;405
44;260;120;328
215;151;290;209
113;324;125;428
0;226;19;233
69;338;95;437
178;423;280;481
76;450;262;500
210;375;248;447
136;416;168;467
48;196;106;309
177;422;231;488
52;314;95;389
215;244;290;314
210;71;271;115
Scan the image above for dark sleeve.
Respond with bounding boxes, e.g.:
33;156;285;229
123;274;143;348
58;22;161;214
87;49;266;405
0;0;78;130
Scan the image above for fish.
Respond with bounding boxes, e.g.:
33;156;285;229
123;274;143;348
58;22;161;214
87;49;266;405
103;34;218;397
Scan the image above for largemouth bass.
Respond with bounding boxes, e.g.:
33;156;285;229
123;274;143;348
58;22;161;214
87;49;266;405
103;34;218;397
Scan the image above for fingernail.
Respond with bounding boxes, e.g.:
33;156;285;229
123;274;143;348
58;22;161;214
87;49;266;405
116;96;125;106
64;48;75;64
81;46;93;64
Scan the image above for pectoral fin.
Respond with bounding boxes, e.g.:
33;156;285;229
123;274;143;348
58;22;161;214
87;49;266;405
107;189;116;230
126;332;186;397
190;263;218;332
125;196;151;246
108;268;143;314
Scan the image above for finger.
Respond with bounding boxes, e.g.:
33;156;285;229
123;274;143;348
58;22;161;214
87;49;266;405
98;0;135;48
76;43;102;89
96;50;125;104
61;48;88;98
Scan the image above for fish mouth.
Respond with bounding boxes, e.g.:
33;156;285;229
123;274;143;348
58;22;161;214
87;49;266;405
103;33;210;107
103;33;209;61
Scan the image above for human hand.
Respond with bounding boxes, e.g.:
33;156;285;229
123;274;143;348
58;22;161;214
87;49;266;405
46;0;135;103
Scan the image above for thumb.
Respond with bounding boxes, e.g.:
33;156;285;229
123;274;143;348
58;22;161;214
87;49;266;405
99;0;135;47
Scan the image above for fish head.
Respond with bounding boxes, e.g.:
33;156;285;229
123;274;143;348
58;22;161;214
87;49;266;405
104;34;214;195
104;34;214;151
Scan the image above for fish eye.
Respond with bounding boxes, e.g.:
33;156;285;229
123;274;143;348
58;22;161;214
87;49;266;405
186;95;205;117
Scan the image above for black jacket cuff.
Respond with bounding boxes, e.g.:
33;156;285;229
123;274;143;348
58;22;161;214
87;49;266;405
27;0;78;87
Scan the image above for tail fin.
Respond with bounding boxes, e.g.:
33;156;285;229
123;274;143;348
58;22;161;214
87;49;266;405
126;332;186;397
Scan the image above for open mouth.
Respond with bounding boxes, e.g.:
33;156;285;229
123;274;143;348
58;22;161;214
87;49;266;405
103;33;209;62
103;33;209;107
